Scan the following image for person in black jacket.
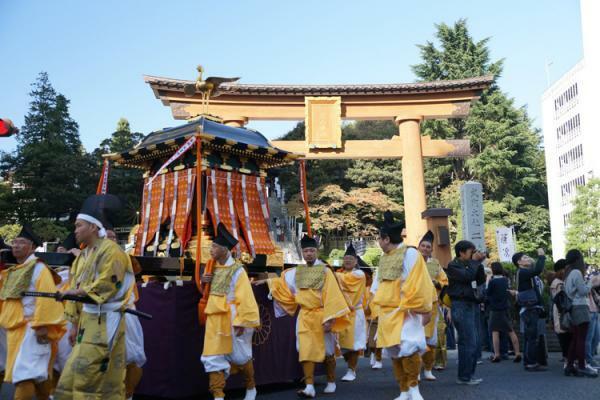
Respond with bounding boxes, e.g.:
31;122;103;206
446;240;486;385
514;248;546;371
486;262;522;363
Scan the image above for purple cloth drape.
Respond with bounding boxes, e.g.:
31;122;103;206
135;281;303;399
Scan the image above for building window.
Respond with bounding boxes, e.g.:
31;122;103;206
560;174;587;206
554;83;580;118
556;113;582;147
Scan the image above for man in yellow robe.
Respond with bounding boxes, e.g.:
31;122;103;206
0;224;65;400
336;243;367;383
200;223;260;400
256;235;350;398
417;231;448;381
370;212;434;400
54;194;134;400
51;232;81;394
107;229;146;400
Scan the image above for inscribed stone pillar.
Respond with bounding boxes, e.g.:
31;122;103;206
460;181;486;251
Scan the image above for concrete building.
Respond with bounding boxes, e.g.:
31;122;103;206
542;0;600;258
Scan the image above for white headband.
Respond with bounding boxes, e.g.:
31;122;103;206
77;213;107;238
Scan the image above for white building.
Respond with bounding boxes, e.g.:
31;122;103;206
542;0;600;259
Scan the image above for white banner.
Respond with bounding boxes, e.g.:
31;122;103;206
495;226;516;262
146;136;196;187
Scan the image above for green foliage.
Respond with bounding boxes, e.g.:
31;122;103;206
566;178;600;265
0;221;68;245
0;72;96;222
92;118;145;226
288;184;402;236
327;248;345;266
346;159;404;204
412;19;503;81
31;219;69;242
0;183;16;224
362;247;382;267
412;20;550;253
0;224;21;242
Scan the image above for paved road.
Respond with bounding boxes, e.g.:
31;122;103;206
2;351;599;399
242;351;600;400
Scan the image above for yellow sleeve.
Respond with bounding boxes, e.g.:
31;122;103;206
0;271;5;314
64;259;81;323
233;270;260;328
82;246;128;305
337;271;366;307
31;266;66;341
400;256;434;313
267;270;298;316
322;268;350;331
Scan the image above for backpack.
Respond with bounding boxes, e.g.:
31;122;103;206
553;287;573;314
516;269;539;307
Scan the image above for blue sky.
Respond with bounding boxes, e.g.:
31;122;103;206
0;0;583;153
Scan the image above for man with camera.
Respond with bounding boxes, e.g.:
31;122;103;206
513;248;547;371
446;241;487;385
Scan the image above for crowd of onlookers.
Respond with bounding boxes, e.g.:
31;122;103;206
444;241;600;385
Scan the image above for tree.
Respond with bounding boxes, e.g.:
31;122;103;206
31;219;69;243
344;120;404;204
413;20;547;207
0;72;96;222
566;179;600;265
287;184;402;236
0;182;16;225
275;122;354;201
412;19;550;252
92;118;145;226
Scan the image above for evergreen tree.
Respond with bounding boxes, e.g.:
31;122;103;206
92;118;145;226
412;20;546;207
566;179;600;266
0;72;95;221
411;19;550;252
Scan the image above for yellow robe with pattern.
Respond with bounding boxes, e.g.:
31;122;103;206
268;266;350;362
424;258;448;339
54;238;134;400
336;269;367;350
0;256;65;383
371;246;434;349
202;262;260;357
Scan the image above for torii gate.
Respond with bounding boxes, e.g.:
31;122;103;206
144;74;493;247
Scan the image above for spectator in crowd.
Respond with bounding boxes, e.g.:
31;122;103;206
446;240;486;385
564;249;598;377
514;248;547;371
486;262;522;363
585;271;600;369
550;259;572;365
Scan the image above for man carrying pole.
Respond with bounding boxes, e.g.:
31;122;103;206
370;212;434;400
255;235;350;398
54;194;135;400
0;225;65;400
200;222;260;400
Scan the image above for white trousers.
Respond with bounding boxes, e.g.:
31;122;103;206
383;312;427;359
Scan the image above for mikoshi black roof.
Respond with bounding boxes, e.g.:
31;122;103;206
106;116;300;169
